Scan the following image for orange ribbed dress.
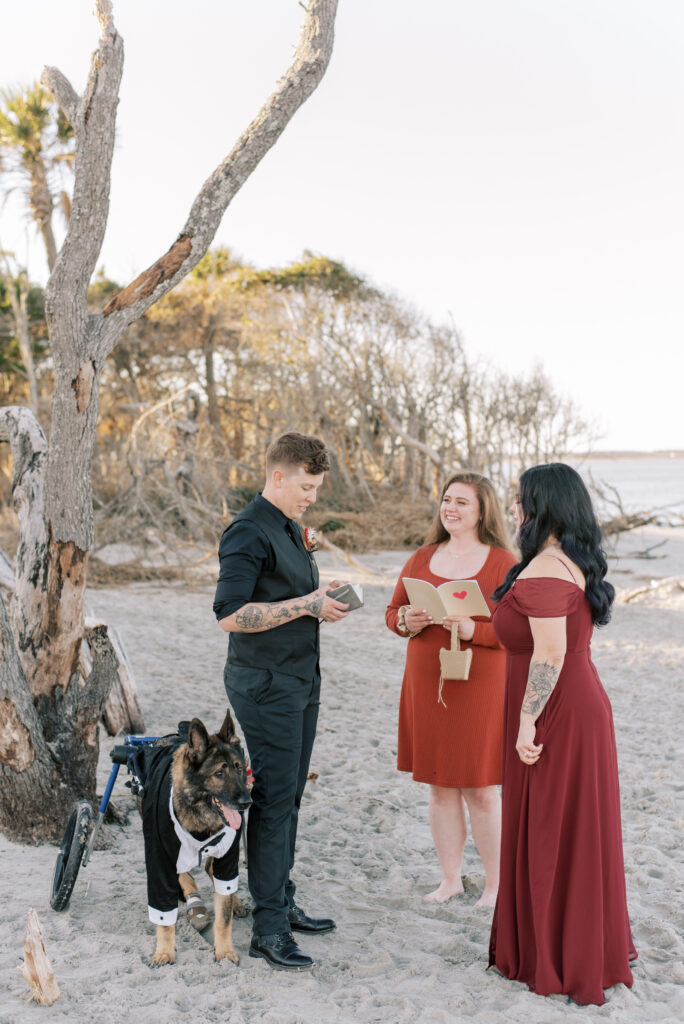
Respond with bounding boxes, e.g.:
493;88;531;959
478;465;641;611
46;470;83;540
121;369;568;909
386;544;517;788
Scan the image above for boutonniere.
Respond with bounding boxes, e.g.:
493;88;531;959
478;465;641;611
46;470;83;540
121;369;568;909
303;527;320;552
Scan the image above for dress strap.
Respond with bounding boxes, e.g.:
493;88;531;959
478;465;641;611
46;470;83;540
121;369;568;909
546;553;580;585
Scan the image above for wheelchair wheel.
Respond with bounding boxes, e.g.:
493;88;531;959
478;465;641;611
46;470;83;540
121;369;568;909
50;800;92;911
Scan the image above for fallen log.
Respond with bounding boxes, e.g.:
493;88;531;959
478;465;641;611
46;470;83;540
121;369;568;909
621;576;684;603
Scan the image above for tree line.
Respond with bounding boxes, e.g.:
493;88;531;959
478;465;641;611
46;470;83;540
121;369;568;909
2;246;593;553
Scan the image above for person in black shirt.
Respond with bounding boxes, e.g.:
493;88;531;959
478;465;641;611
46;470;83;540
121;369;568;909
213;431;349;971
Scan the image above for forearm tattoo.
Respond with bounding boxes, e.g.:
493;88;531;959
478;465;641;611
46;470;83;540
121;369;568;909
521;660;560;717
234;594;323;632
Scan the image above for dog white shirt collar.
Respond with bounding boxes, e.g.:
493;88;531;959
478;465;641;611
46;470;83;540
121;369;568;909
169;786;238;873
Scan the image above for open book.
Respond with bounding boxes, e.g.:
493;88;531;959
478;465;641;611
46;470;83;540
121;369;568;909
403;578;490;620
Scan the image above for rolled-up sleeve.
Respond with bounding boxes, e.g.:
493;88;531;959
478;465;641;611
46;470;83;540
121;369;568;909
213;521;272;621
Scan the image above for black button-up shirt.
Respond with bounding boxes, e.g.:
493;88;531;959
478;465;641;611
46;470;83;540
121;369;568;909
213;494;312;621
213;494;320;680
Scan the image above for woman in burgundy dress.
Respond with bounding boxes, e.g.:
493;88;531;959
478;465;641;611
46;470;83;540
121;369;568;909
490;463;636;1006
386;472;516;906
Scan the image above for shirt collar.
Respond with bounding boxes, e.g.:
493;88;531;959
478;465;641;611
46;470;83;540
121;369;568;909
255;492;300;536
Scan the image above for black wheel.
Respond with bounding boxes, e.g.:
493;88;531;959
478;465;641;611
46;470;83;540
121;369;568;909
50;800;92;911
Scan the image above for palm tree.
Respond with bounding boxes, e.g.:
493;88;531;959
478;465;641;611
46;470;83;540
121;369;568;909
0;253;40;413
0;82;74;272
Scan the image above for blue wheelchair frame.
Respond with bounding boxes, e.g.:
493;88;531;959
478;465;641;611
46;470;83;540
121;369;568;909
50;734;159;911
81;734;160;866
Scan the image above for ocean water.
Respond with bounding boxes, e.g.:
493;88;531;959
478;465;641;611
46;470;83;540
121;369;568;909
570;457;684;517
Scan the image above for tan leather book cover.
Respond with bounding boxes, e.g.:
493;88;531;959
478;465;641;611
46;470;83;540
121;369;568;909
402;578;490;620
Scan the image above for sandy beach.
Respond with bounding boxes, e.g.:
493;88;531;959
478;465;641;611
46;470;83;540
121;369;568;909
1;525;683;1023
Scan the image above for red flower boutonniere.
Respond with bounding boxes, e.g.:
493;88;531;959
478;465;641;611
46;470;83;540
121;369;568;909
303;527;320;552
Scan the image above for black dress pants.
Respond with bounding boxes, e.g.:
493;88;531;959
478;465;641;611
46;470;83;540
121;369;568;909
225;664;320;937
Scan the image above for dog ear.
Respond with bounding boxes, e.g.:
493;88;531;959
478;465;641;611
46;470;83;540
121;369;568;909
216;707;238;744
187;718;210;763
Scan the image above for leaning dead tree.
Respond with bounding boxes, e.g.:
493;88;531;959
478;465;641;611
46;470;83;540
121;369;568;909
0;0;338;842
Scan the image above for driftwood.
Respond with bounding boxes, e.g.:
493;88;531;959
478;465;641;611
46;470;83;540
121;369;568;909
592;474;683;537
601;510;662;536
81;617;145;735
621;576;684;603
18;908;60;1005
625;539;668;560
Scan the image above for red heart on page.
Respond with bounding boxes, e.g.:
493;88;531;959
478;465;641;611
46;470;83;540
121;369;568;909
453;590;467;599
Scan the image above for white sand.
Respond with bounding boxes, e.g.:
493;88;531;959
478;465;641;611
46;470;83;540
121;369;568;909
1;527;683;1023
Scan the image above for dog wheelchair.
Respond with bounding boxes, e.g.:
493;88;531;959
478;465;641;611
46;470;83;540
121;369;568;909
50;733;163;912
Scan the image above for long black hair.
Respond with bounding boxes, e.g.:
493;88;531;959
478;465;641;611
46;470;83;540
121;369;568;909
493;463;614;625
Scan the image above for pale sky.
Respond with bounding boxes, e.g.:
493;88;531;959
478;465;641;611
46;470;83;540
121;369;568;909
2;0;683;452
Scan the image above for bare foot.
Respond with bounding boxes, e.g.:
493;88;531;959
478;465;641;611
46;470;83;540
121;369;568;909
474;889;497;907
424;880;464;903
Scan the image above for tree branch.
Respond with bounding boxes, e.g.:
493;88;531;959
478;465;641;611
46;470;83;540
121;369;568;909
41;67;79;125
370;399;461;476
45;0;123;341
99;0;338;348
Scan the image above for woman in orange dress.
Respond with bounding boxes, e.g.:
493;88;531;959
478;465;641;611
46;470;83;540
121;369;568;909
386;472;516;905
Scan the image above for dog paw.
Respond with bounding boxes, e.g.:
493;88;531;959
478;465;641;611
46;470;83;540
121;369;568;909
232;895;249;918
149;951;176;967
215;946;239;965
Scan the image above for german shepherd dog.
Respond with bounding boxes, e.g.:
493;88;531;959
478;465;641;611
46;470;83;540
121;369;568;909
142;708;252;966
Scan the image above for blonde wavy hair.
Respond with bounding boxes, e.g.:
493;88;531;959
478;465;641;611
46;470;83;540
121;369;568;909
424;470;514;553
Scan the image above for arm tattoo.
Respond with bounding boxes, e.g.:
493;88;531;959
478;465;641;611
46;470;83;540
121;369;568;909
232;593;323;633
305;596;324;617
521;660;560;717
234;606;264;630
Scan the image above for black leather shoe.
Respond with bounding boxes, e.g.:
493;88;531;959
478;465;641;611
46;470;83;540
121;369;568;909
249;931;314;971
288;903;336;933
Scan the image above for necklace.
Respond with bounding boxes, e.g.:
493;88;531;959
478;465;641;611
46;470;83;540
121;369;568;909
443;542;481;559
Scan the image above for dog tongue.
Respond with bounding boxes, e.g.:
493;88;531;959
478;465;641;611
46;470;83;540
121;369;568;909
220;805;242;830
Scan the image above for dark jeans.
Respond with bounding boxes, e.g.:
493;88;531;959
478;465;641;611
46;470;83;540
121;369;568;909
225;664;320;937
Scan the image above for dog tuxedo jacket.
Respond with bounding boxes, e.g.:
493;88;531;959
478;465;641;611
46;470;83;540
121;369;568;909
141;743;241;925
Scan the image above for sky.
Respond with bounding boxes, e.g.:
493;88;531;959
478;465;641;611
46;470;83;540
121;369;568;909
1;0;683;453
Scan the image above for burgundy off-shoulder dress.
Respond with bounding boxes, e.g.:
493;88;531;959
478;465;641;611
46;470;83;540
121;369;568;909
489;577;637;1006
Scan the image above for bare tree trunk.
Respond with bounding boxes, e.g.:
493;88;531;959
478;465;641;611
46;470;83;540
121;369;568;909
400;407;418;496
0;408;49;676
202;327;222;437
0;0;339;842
0;594;118;843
